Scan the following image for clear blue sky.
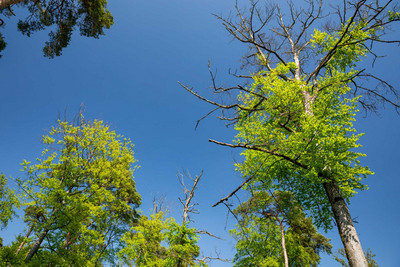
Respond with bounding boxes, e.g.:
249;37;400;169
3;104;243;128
0;0;399;266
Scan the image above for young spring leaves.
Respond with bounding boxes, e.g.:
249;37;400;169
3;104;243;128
118;212;203;267
17;118;141;265
235;60;372;229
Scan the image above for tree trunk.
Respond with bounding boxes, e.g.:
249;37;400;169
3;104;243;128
0;0;27;9
323;182;368;267
25;228;49;262
279;223;289;267
16;224;34;254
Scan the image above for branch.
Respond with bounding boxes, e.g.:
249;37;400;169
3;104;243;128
209;139;308;170
179;170;203;223
179;82;262;112
195;230;224;240
212;157;282;207
306;0;367;83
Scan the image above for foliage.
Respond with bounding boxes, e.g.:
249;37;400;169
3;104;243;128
0;174;19;229
15;117;141;265
334;248;379;267
119;211;204;267
235;59;372;229
1;0;113;58
118;212;166;267
164;219;202;267
0;238;27;266
230;191;331;266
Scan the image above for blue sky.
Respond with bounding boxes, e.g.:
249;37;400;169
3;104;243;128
0;0;399;266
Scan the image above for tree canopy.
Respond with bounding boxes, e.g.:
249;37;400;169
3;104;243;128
0;0;113;58
0;117;141;266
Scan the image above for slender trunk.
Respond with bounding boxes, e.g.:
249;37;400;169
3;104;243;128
323;182;368;267
25;228;49;262
279;222;289;267
0;0;28;9
16;224;35;254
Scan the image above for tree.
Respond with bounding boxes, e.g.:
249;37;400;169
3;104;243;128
118;171;206;267
182;1;400;266
230;190;332;266
0;0;113;58
11;116;141;265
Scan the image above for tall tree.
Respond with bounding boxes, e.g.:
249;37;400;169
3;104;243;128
182;1;400;266
230;190;332;267
14;116;141;265
0;0;113;58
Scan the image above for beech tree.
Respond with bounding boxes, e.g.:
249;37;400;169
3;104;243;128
182;0;400;266
2;116;141;265
230;190;332;267
0;0;113;57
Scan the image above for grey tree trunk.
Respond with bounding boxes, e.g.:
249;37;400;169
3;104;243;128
25;228;49;262
323;182;368;267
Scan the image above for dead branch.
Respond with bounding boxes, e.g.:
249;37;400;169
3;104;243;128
178;170;203;223
195;230;224;240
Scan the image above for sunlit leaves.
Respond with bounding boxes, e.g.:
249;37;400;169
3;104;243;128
235;53;372;229
119;212;204;267
0;175;19;229
16;117;141;265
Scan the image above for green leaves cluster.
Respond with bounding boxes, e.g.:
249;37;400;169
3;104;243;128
0;174;19;229
1;118;141;265
119;212;204;267
310;19;372;71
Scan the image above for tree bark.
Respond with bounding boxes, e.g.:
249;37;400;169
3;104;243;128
0;0;28;10
16;224;34;254
279;222;289;267
323;182;368;267
25;228;49;262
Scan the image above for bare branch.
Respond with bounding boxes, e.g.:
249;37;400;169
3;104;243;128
178;170;203;223
195;230;224;240
209;139;309;170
